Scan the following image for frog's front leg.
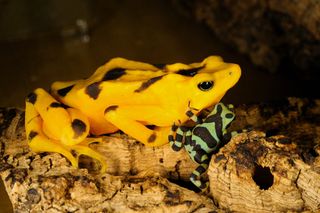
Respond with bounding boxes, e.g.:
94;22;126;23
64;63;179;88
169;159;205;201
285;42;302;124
25;88;107;172
185;105;203;124
169;124;191;151
104;106;170;146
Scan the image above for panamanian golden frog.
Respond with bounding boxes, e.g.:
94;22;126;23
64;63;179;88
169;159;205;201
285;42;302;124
25;56;241;172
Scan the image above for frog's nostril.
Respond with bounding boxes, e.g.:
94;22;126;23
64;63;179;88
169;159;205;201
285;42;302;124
229;71;233;75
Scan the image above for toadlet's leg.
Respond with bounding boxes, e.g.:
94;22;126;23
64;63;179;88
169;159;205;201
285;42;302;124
190;159;210;190
169;124;190;151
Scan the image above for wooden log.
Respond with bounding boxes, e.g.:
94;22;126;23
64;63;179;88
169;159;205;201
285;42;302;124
0;97;319;212
0;108;214;212
209;131;320;212
208;97;320;212
0;108;198;180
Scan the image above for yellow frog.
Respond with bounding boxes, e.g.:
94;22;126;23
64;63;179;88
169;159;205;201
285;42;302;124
25;56;241;172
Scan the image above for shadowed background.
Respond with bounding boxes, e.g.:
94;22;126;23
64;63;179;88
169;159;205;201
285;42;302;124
0;0;319;212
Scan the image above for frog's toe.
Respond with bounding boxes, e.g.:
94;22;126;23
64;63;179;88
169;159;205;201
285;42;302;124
190;174;209;190
70;143;107;173
80;137;103;146
27;131;79;168
190;163;210;190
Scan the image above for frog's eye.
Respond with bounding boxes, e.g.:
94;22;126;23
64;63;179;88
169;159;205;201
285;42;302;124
198;81;214;91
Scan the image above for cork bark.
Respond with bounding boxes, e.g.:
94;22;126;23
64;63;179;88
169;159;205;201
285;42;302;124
0;97;319;212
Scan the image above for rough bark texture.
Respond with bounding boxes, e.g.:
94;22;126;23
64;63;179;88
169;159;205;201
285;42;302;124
0;108;214;212
0;97;320;212
209;132;320;212
211;97;320;212
172;0;320;79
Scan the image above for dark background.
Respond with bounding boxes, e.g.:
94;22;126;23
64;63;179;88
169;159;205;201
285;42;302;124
0;0;311;108
0;0;318;211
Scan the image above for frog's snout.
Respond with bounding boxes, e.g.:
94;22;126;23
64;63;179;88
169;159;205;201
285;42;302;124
218;64;241;89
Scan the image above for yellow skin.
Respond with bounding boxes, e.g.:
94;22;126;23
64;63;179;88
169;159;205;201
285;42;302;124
25;56;241;173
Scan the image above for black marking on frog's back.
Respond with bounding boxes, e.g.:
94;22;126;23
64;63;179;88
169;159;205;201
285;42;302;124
135;75;163;92
204;105;223;123
50;102;64;108
85;82;102;100
28;131;38;141
176;66;204;77
203;114;219;123
225;113;234;119
57;85;75;97
152;63;166;69
26;92;37;104
71;119;86;138
214;120;223;136
206;113;224;137
102;68;126;81
104;105;118;114
193;146;207;163
216;104;223;113
192;126;218;148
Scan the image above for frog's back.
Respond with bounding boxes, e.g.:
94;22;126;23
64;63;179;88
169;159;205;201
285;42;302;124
50;56;240;110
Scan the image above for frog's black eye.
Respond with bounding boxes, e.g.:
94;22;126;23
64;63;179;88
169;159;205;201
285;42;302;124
198;81;214;91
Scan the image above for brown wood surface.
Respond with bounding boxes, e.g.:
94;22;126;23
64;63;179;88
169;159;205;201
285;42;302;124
0;98;319;212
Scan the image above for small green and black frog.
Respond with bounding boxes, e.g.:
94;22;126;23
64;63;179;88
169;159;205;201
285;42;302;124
169;102;239;190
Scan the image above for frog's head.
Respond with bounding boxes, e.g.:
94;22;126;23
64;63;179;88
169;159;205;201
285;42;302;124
186;56;241;111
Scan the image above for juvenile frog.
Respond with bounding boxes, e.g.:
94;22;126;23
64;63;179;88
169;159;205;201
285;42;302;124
169;103;239;190
25;56;241;172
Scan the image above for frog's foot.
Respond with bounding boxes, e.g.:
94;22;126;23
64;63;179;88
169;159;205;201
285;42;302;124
25;98;106;173
28;132;106;173
69;137;107;173
28;130;78;168
186;101;202;124
190;162;210;190
26;100;77;168
187;101;200;112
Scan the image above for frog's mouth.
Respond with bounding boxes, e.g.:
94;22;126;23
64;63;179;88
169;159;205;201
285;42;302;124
208;93;225;109
188;93;225;113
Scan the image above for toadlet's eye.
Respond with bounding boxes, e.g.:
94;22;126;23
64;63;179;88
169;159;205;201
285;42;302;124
198;81;214;91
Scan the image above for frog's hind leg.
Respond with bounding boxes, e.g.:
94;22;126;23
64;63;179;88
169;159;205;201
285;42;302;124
71;138;107;172
187;145;211;190
25;89;107;172
26;88;90;146
190;158;210;190
25;100;78;168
